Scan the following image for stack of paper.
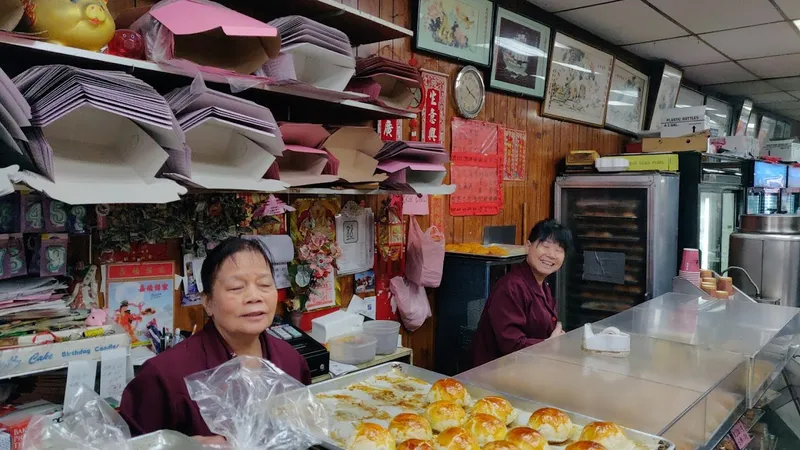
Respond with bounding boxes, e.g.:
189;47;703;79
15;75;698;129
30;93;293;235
163;78;287;192
8;65;187;204
377;141;449;192
322;127;387;186
0;67;32;173
270;123;339;187
0;278;69;321
347;56;421;109
264;16;356;92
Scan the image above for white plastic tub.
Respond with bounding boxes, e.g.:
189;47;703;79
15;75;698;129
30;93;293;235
363;320;401;355
328;333;377;364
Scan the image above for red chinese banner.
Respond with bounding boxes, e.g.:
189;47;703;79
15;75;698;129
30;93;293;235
503;128;527;181
421;69;448;144
378;119;401;141
449;118;504;216
429;195;446;233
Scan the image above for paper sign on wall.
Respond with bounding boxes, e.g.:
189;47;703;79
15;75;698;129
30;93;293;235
65;360;97;404
503;128;527;181
421;70;448;144
99;347;130;405
449;119;504;216
402;195;429;216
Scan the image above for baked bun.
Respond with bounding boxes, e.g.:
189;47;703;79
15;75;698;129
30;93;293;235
482;441;521;450
347;423;396;450
527;408;572;444
464;413;508;446
433;427;480;450
429;378;472;405
471;396;518;425
390;413;434;443
565;442;608;450
505;427;550;450
398;439;435;450
426;401;467;432
578;422;633;450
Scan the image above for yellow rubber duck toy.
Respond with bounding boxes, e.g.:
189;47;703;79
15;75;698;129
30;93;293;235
23;0;116;51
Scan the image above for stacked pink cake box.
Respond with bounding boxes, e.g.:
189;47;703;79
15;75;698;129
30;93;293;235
678;248;701;286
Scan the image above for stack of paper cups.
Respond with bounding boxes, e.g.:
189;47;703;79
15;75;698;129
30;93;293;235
678;248;701;286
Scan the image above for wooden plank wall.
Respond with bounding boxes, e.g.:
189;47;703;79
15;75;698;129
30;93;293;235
105;0;629;370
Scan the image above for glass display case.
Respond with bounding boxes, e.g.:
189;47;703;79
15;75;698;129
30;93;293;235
458;293;800;450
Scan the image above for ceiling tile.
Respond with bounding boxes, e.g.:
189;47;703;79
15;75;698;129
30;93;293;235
526;0;616;13
749;92;797;104
700;22;800;60
769;77;800;90
775;0;800;19
556;0;686;45
739;53;800;78
682;62;758;85
787;91;800;99
648;0;783;33
704;80;781;96
761;101;800;111
623;36;728;66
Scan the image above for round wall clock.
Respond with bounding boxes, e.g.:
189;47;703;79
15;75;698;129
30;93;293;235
454;66;486;119
409;87;423;109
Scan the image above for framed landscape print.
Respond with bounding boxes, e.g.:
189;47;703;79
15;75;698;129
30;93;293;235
542;32;614;127
648;63;683;130
605;59;649;134
489;7;551;98
415;0;494;66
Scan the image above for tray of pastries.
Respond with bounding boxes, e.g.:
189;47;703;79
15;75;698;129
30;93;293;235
309;362;674;450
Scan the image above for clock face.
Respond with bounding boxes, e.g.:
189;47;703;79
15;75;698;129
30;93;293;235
455;66;485;119
409;87;423;109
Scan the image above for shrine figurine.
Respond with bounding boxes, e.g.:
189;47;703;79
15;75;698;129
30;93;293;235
22;0;116;51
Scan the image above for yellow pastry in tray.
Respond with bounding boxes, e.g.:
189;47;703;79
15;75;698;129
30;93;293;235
471;396;518;425
398;439;435;450
483;441;522;450
464;413;508;446
428;378;472;405
347;423;396;450
390;413;434;443
505;427;550;450
527;408;573;444
434;427;480;450
426;401;467;433
565;442;608;450
578;422;634;450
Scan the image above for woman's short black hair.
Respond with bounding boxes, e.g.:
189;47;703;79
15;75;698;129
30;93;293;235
527;219;573;252
200;237;274;295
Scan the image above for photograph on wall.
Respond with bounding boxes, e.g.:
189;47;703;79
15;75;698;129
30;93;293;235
489;7;551;98
648;63;683;130
415;0;494;66
542;32;614;126
605;59;649;135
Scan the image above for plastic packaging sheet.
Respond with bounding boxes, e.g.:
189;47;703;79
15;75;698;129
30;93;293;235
22;385;132;450
185;356;329;450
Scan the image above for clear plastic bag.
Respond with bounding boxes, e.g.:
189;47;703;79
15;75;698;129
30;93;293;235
184;356;329;450
22;385;131;450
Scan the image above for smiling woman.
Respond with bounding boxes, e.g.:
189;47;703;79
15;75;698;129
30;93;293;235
467;220;573;370
119;238;310;442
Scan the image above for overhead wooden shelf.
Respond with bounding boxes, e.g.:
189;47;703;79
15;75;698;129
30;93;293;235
220;0;413;46
0;33;416;122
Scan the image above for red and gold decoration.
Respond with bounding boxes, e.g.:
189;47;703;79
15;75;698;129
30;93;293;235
502;128;527;182
449;119;504;216
421;70;448;144
22;0;116;51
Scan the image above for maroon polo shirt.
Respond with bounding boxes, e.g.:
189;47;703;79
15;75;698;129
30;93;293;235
120;320;311;437
468;263;558;370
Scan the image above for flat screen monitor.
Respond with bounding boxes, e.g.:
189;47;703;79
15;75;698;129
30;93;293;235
754;161;787;188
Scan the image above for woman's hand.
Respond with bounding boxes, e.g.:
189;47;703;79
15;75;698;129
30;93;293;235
192;435;228;447
548;322;565;339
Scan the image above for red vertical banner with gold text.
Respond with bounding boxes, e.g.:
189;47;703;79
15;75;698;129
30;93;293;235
378;119;401;141
421;70;448;144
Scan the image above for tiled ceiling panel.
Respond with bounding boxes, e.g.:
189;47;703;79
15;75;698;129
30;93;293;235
704;81;781;96
682;62;758;85
768;77;800;91
556;0;686;45
700;22;800;60
525;0;617;13
787;91;800;99
749;92;798;104
761;101;800;111
739;54;800;79
774;0;800;19
623;36;728;67
648;0;783;33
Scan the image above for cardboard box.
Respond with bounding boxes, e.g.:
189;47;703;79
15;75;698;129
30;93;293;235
322;127;387;184
764;139;800;161
0;325;129;380
278;43;356;92
642;133;711;153
0;401;62;450
378;161;447;190
660;106;711;138
710;135;759;157
620;154;679;171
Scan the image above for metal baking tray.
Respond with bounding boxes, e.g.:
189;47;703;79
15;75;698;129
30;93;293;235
129;430;204;450
445;244;527;260
309;362;675;450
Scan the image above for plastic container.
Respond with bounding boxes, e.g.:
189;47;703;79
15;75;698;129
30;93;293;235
328;333;377;364
363;320;401;355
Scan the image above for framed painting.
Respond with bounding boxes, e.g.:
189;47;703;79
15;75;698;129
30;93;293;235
648;63;683;130
542;32;614;127
605;59;649;135
489;7;551;98
415;0;494;66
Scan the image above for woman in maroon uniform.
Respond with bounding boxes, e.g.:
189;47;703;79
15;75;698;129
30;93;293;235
120;238;310;444
468;220;573;369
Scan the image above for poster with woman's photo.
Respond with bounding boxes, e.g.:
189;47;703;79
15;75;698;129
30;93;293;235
489;7;551;98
